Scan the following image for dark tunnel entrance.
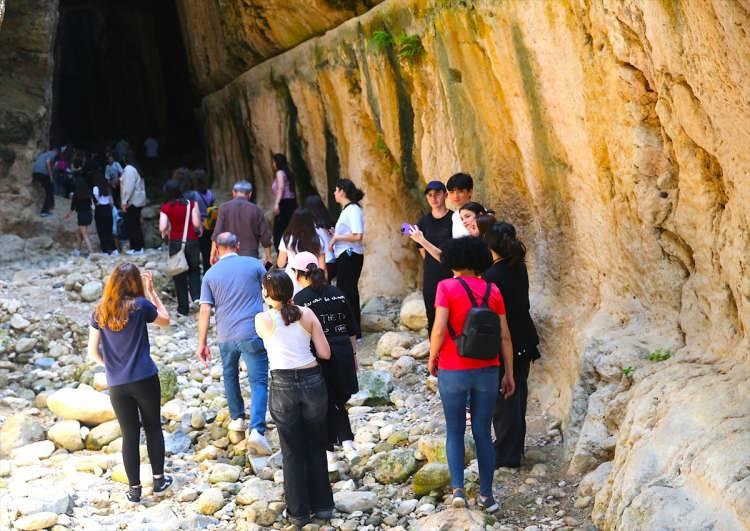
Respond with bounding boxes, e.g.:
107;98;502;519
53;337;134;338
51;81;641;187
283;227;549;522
50;0;204;182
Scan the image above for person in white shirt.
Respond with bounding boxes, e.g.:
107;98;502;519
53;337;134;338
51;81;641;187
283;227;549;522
446;172;474;238
328;179;365;337
276;208;326;295
120;156;147;254
255;269;333;527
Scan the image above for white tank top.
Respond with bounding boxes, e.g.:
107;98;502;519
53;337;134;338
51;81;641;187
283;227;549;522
264;309;315;370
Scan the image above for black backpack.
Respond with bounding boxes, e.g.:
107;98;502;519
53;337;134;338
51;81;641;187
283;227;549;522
447;278;501;360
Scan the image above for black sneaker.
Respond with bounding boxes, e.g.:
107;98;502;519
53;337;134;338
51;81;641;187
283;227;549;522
126;485;142;503
314;507;334;520
283;508;311;527
153;475;173;495
477;494;499;513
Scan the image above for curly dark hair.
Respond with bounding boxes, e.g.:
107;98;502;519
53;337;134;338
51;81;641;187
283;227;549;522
440;236;492;273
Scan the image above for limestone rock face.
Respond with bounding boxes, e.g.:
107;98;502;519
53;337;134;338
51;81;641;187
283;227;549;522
175;0;383;94
191;0;750;527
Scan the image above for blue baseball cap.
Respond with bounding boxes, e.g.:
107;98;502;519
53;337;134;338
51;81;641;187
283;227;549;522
424;180;446;194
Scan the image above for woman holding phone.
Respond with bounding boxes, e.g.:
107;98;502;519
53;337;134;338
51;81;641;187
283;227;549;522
88;263;172;503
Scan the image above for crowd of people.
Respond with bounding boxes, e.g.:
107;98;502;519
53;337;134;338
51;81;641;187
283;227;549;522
70;144;539;525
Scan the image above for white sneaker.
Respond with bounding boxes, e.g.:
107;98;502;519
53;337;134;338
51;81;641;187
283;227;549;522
110;250;120;256
247;429;273;456
71;249;80;257
126;249;144;255
227;418;246;432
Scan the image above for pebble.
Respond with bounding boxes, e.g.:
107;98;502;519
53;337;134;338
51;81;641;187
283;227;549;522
575;496;592;508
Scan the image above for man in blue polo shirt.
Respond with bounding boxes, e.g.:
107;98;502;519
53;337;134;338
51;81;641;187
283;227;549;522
196;231;272;455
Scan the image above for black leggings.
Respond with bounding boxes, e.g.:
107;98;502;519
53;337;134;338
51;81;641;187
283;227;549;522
108;374;165;486
95;205;115;253
273;198;298;250
335;251;363;337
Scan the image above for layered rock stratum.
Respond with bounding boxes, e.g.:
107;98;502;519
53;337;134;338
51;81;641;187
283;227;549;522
1;0;749;528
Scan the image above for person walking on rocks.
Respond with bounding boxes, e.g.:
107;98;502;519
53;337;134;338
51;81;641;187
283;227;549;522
292;252;359;471
484;222;540;468
255;269;334;527
329;178;365;338
428;236;515;512
64;156;94;256
31;147;58;217
196;232;273;455
88;263;172;503
271;153;298;251
93;172;117;254
414;180;454;334
120;155;147;254
211;181;273;267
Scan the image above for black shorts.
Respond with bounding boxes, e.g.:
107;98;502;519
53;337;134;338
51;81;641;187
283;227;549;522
77;209;93;226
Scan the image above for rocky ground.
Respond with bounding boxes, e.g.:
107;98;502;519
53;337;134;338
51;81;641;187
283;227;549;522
0;242;598;531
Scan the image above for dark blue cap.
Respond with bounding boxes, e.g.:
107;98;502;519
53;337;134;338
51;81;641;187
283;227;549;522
424;180;446;194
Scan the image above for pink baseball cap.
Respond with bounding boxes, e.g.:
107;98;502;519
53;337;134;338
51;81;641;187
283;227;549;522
290;251;318;271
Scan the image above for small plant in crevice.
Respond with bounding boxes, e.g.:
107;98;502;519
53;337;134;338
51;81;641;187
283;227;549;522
375;135;389;155
647;348;672;362
394;34;425;63
622;366;634;377
369;29;394;53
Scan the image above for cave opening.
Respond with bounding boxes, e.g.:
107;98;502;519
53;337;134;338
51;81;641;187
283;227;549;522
50;0;203;185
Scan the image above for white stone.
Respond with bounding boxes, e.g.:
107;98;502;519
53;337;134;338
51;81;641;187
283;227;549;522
10;314;30;330
13;512;58;530
400;296;427;331
15;338;37;354
80;281;103;302
47;388;116;425
333;491;377;513
194;488;225;515
11;440;54;460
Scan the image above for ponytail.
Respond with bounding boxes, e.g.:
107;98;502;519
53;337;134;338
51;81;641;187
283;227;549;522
295;263;328;292
335;178;365;203
485;221;526;266
280;301;302;326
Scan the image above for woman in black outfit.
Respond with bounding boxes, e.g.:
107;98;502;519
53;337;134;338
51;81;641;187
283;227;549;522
483;222;540;468
64;154;94;256
92;173;116;254
292;252;359;471
414;181;454;334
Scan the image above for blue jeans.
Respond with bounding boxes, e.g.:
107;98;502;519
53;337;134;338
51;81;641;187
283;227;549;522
438;366;499;497
218;337;269;433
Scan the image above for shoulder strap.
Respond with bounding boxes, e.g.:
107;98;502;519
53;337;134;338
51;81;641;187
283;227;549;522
456;277;479;307
181;200;191;244
481;281;492;308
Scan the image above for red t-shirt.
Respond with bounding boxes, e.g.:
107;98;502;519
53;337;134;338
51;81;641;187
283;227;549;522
160;200;199;241
435;276;506;370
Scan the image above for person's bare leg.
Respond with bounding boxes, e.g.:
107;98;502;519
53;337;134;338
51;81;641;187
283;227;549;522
80;226;93;255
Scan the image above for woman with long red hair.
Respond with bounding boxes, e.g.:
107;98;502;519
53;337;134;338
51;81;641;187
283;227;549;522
88;262;171;502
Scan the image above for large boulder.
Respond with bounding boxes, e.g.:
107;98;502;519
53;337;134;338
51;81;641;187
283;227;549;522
372;448;419;484
414;509;487;531
0;414;45;457
85;420;121;450
12;512;58;531
400;293;428;331
47;387;116;425
159;367;178;404
413;463;451;496
417;435;475;465
194;488;225;515
236;478;284;505
47;420;84;452
333;491;377;513
209;463;242;483
348;371;393;406
79;281;103;302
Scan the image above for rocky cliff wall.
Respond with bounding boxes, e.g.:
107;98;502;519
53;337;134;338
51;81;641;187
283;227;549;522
0;0;70;240
197;0;750;528
175;0;384;95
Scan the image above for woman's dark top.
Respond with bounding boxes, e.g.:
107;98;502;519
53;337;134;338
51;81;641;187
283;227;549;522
90;297;159;386
69;174;93;212
416;210;454;294
294;284;358;399
484;259;540;360
294;285;356;340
